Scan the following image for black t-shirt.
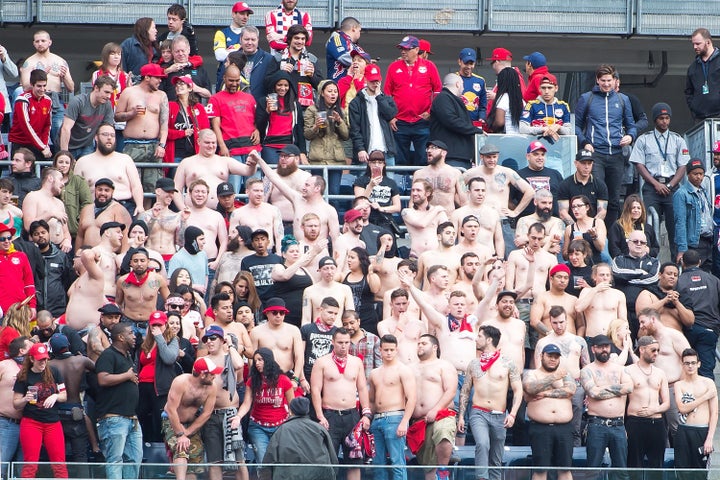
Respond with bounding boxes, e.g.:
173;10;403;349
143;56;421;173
13;365;64;423
556;175;609;219
94;346;139;418
300;323;336;380
241;253;283;305
513;166;564;217
353;175;400;228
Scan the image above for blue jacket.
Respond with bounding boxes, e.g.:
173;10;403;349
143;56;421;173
121;36;158;77
673;179;710;253
574;86;637;155
247;49;279;103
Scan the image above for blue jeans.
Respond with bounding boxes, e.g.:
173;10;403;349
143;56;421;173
0;415;22;477
69;144;95;160
369;412;407;480
468;408;506;480
98;415;143;479
50;97;65;151
393;119;429;167
684;324;719;380
261;146;281;165
586;422;629;480
248;420;278;465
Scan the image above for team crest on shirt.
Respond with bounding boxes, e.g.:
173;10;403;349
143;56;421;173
555;109;564;116
473;84;481;92
11;257;19;265
418;66;427;74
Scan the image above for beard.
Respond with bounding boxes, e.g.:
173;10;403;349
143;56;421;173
35;239;50;250
542;359;560;372
228;236;240;252
98;142;115;156
595;351;610;363
536;207;552;221
277;162;298;177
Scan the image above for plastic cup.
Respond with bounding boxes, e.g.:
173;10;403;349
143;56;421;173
136;104;146;116
267;93;278;111
317;111;327;128
28;386;38;404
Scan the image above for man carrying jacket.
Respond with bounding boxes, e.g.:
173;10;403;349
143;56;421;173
574;64;637;226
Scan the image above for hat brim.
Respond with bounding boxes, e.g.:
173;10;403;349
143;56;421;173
263;306;290;314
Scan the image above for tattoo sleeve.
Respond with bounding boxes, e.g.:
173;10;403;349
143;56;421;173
458;365;474;418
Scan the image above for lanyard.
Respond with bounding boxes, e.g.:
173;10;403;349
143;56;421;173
653;132;669;163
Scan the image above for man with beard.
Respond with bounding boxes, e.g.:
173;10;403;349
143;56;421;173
515;189;564;254
66;248;106;333
402;179;449;258
74;124;145;217
28;220;73;317
139;178;187;267
635;262;694;332
297;213;330;282
183;179;228;277
230;178;283;252
203;294;253;360
212;226;254;290
114;63;170;197
451;177;504;258
580;334;633;479
116;247;170;335
302;257;354;324
457;325;522;480
174;129;257;210
343;310;382;381
23;167;71;252
163;357;220;480
452;215;494;263
333;209;366;267
412;140;465;216
451;253;481;312
264;145;311;233
625;336;670;479
530;264;579;336
60;75;114;158
522;343;576;480
76;178;133;250
416;222;459;289
686;28;720;120
513;141;564;218
534;306;589;447
87;303;123;362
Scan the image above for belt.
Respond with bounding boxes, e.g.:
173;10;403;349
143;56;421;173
472;406;504;414
124;138;158;144
374;410;404;420
626;415;664;424
587;415;624;427
213;407;237;415
100;413;138;420
323;407;356;416
0;414;20;424
516;298;533;304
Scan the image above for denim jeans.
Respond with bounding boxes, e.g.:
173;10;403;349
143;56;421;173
369;412;407;480
586;422;629;480
98;415;143;479
393;119;429;167
684;323;719;380
69;144;95;161
468;408;506;480
248;420;278;465
0;415;22;477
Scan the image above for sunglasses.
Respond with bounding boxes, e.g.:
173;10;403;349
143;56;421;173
166;304;183;309
629;240;647;246
0;236;12;242
203;335;221;343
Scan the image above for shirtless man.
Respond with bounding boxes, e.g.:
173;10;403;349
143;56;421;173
580;334;633;477
114;63;170;195
368;334;417;480
76;178;133;250
22;167;71;251
115;247;170;327
674;348;718;477
93;221;123;301
73;124;145;216
139;178;186;262
302;256;354;325
250;298;306;389
230;178;282;251
416;222;459;289
514;189;564;253
625;336;670;476
452;253;481;313
174;129;257;210
522;343;576;480
199;325;248;480
576;263;627;338
333;209;366;268
418;265;451;322
264;144;311;230
534;306;590;447
255;152;339;246
66;248;106;332
402;179;449;257
297;213;331;282
382;260;422;321
637;308;690;443
635;262;694;331
184;179;227;271
450;177;504;257
203;293;252;360
378;288;427;365
464;144;535;256
451;214;494;262
0;336;32;476
86;303;122;362
530;263;578;336
481;290;527;374
20;30;74;145
458;324;523;473
413;140;464;215
163;358;220;480
311;328;372;480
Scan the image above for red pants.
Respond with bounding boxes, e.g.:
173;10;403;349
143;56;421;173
19;417;68;478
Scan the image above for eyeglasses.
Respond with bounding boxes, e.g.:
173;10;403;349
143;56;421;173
683;361;698;366
570;204;587;209
0;236;12;242
166;304;183;310
629;240;648;245
203;335;221;343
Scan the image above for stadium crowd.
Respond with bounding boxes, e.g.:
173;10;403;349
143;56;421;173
0;2;719;480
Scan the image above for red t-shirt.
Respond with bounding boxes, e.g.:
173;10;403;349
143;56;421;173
0;326;20;360
138;346;157;383
247;374;293;427
206;90;260;156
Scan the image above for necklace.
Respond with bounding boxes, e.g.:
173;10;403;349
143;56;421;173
639;364;653;376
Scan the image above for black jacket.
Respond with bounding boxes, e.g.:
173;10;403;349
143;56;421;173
37;244;74;317
430;87;480;167
677;266;720;332
10;172;41;208
685;47;720;120
348;90;397;161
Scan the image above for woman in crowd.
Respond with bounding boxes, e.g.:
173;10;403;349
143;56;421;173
121;17;159;78
136;311;179;443
236;347;295;466
486;67;524;134
338;51;370;109
92;42;132;150
166;309;195;373
607;317;637;366
341;246;381;335
165;292;200;343
13;343;68;478
563;195;606;266
233;271;262;320
0;301;32;359
303;79;349;197
353;151;401;231
271;235;315;328
53;151;92;243
608;193;659;258
256;70;307;165
164;75;209;164
564;239;594;297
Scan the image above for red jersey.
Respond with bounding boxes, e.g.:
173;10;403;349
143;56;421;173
92;69;129;109
8;91;52;151
384;58;441;123
0;248;37;312
206;90;261;156
247;374;293;427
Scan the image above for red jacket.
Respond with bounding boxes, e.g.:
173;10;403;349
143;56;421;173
8;91;52;151
384;58;441;123
164;101;210;163
0;248;37;312
523;65;550;102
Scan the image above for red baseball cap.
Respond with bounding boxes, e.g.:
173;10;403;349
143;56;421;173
149;311;168;326
527;140;547;154
486;48;512;62
713;141;720;153
232;2;253;13
193;357;223;375
28;343;50;361
365;64;382;82
139;63;167;78
419;39;433;54
540;74;558;86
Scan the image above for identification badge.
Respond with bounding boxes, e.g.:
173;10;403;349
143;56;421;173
703;83;710;95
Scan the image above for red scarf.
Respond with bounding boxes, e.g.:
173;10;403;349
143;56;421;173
315;319;334;333
125;270;150;287
448;314;473;333
332;353;347;374
479;350;501;372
